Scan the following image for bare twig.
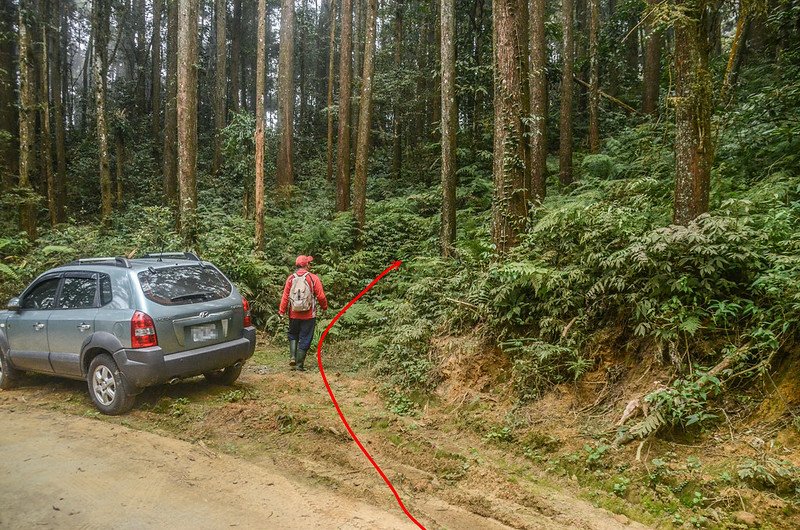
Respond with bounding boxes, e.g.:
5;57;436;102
623;5;659;43
444;297;479;310
561;317;579;339
635;438;647;461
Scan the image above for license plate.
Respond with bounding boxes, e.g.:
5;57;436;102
192;323;218;342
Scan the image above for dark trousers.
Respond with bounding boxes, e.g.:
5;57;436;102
288;318;316;351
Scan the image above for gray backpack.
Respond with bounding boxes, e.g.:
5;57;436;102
289;272;314;312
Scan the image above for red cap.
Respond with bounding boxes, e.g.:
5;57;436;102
295;255;314;267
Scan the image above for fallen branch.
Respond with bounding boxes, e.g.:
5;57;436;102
573;77;639;114
561;316;579;339
444;297;479;310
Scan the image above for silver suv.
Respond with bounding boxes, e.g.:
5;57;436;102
0;253;256;414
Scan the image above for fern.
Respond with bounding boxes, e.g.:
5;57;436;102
0;263;17;279
629;410;667;439
41;245;77;255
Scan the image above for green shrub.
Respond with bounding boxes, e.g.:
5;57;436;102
580;154;617;179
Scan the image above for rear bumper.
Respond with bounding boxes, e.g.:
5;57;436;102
114;326;256;390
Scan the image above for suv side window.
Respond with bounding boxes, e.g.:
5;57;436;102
22;278;61;310
100;274;113;306
58;276;98;309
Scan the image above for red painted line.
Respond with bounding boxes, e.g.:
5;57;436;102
316;260;426;530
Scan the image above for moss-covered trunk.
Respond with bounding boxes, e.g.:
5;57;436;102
673;0;713;226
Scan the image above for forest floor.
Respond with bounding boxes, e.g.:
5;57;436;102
0;339;642;530
0;336;798;529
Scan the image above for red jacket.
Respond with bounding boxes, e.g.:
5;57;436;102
279;269;328;319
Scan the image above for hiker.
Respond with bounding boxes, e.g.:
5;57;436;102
278;255;328;371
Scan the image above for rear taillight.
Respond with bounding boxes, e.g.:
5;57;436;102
242;298;252;327
131;311;158;348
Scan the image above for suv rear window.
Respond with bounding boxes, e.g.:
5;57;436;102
137;265;232;306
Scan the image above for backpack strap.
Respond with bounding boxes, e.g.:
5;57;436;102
294;271;314;289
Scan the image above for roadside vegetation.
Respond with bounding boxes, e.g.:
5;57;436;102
2;0;800;527
3;51;800;526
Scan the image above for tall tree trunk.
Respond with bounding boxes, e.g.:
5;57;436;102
1;0;19;192
430;0;441;141
230;0;241;113
492;0;528;252
529;0;547;203
264;2;272;129
277;0;295;193
115;130;125;206
163;0;177;204
51;0;66;223
721;9;749;103
575;0;587;117
353;0;362;80
673;0;713;225
212;0;226;174
298;0;306;133
81;32;90;132
325;0;336;182
315;0;331;137
625;15;639;77
36;0;55;226
18;1;37;239
245;1;255;114
422;0;437;146
177;0;199;243
61;0;71;132
335;0;353;211
588;0;600;152
440;0;456;256
152;0;163;147
350;0;362;154
353;0;376;231
391;0;403;180
92;0;112;225
134;0;147;110
515;0;532;199
471;0;484;142
641;0;661;115
707;0;723;57
559;0;574;186
254;0;266;249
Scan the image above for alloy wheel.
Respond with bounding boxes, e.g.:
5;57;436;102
92;365;116;406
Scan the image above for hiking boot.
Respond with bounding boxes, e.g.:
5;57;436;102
289;340;298;368
296;348;308;371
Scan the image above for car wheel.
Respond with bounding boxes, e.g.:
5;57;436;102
203;363;243;386
0;351;20;390
87;354;135;415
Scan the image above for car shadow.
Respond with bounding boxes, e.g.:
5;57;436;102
16;372;256;412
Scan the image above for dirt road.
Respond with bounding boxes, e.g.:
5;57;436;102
0;408;416;529
0;349;655;530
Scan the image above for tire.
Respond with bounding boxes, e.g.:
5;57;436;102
87;354;135;415
0;351;20;390
203;363;243;386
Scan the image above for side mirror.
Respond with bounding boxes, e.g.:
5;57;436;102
7;298;21;312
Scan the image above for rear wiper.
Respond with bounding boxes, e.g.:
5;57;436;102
170;291;212;302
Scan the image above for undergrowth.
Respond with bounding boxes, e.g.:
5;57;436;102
1;53;799;442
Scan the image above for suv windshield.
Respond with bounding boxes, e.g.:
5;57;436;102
138;265;232;306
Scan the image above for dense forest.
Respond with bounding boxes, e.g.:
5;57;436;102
1;0;800;525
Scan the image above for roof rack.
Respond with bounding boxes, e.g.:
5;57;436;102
68;257;132;268
141;252;201;262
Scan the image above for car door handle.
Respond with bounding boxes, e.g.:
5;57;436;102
77;323;91;332
33;322;45;331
